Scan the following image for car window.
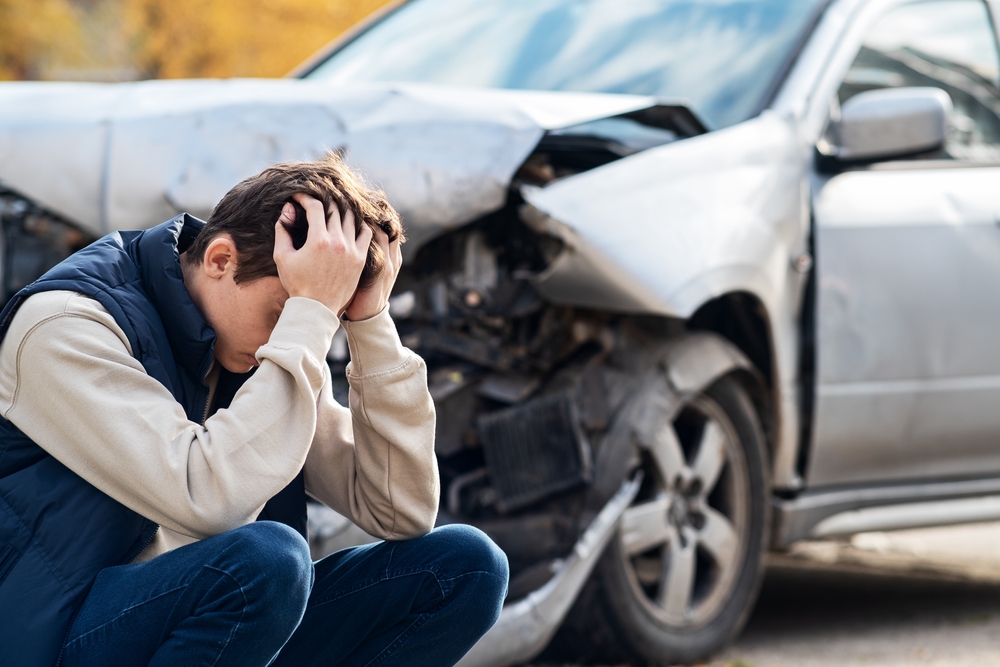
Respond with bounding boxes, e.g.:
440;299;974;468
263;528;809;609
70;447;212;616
304;0;828;131
838;0;1000;161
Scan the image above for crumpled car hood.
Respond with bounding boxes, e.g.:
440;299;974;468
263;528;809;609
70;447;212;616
0;79;803;321
0;79;660;251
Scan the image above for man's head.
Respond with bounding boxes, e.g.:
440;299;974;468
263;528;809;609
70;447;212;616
181;152;403;373
186;151;403;289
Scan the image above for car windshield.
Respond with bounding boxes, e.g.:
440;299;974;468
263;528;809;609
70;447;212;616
303;0;827;129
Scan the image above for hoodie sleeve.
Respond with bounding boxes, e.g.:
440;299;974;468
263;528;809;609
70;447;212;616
0;290;339;539
302;306;439;540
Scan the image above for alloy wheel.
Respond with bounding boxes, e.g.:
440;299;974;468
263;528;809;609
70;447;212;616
617;395;750;627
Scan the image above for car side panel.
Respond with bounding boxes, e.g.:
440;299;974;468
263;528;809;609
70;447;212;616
810;165;1000;485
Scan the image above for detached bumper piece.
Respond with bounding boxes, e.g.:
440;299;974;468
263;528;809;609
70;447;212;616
478;391;593;513
456;475;642;667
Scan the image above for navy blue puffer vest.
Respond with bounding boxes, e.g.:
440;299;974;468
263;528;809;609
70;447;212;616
0;215;306;667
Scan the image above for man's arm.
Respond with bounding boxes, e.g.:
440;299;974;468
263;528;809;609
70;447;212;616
303;306;438;540
0;290;339;539
298;192;438;540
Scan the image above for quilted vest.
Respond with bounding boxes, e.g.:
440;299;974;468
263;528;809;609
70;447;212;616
0;215;306;667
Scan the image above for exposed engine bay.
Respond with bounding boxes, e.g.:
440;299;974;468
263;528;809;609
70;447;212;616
325;191;689;600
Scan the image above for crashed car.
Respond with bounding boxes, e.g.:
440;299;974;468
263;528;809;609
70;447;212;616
2;0;1000;664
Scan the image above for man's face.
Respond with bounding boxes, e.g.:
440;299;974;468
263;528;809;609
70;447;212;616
182;234;289;374
208;275;288;373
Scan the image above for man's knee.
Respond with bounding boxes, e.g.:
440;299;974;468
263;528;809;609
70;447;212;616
434;524;509;586
430;524;509;631
220;522;313;609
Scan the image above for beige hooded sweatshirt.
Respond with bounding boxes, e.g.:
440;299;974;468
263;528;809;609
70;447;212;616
0;290;438;562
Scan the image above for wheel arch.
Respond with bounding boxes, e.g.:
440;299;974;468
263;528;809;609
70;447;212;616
685;292;778;467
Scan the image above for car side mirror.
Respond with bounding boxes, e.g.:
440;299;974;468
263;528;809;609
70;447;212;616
816;87;953;171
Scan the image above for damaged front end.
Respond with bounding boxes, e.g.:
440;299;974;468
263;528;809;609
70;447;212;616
336;105;699;509
326;196;684;665
317;108;737;665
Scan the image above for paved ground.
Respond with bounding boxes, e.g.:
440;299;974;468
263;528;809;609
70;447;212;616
530;522;1000;667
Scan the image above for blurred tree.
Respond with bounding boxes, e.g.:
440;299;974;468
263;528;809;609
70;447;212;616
0;0;83;80
0;0;394;81
123;0;396;79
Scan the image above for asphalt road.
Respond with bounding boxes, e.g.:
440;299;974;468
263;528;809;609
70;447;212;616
530;522;1000;667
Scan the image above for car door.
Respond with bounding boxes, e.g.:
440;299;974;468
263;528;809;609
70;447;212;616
808;0;1000;487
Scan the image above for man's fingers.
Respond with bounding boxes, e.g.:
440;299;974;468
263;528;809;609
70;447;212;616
278;202;296;227
277;193;385;314
292;193;328;242
325;197;344;234
341;207;358;247
374;228;392;269
273;219;295;257
355;222;373;254
374;227;390;251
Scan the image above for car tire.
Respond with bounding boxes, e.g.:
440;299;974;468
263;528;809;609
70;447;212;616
548;373;770;665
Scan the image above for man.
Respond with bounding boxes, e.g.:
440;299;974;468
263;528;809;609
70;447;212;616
0;154;508;666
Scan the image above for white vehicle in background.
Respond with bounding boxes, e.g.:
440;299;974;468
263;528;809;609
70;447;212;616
1;0;1000;664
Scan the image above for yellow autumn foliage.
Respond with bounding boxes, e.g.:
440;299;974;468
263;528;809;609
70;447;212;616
0;0;395;81
0;0;83;80
123;0;396;79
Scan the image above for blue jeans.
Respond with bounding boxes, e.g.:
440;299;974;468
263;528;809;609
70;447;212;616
61;522;509;667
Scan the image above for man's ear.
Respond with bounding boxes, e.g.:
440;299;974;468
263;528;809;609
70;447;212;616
201;234;238;280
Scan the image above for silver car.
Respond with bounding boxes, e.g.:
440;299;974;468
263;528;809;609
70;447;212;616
1;0;999;664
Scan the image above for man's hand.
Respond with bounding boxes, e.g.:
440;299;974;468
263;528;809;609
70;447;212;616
344;226;402;321
273;193;372;315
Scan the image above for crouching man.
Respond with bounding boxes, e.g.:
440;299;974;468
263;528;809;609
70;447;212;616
0;154;508;667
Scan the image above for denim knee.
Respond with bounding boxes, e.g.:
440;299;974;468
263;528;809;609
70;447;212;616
435;524;509;587
221;522;313;613
432;524;509;632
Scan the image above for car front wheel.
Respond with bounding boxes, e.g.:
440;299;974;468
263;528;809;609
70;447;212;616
553;374;770;665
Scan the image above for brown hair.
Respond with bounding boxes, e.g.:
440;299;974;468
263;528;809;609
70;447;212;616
186;152;404;290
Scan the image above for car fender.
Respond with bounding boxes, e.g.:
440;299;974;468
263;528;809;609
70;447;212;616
520;111;806;320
